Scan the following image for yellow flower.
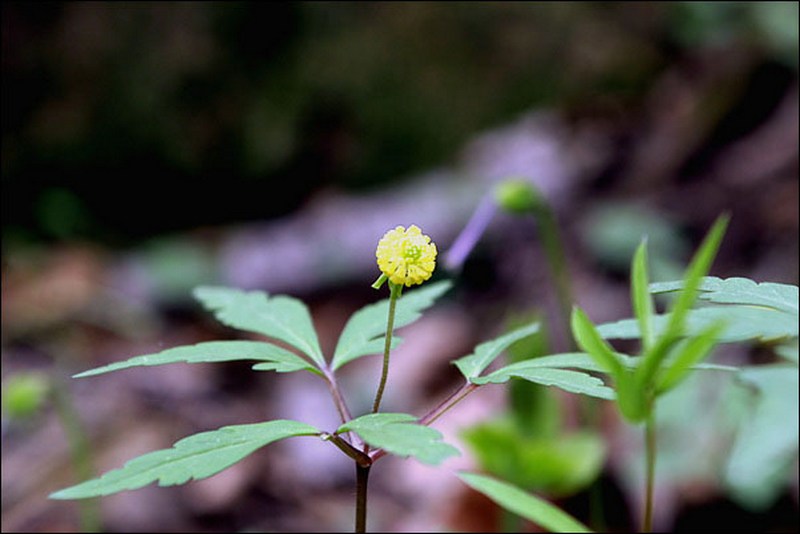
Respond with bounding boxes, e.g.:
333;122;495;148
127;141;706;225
376;225;437;287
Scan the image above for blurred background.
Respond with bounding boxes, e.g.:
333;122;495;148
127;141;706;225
2;2;798;532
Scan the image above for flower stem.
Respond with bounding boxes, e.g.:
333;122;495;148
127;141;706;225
355;463;370;533
643;411;657;532
372;283;401;414
533;201;574;347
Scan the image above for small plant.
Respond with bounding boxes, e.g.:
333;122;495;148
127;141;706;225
570;215;731;531
49;223;608;532
48;211;799;532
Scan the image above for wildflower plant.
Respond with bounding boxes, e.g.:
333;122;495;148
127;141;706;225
49;223;611;532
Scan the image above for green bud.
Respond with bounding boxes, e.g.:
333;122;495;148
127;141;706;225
493;179;543;214
2;372;50;419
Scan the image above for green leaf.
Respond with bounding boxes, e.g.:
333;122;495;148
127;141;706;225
338;413;459;465
651;276;799;316
602;275;799;346
331;280;452;370
193;286;325;368
615;371;646;422
655;321;727;394
73;341;318;378
570;307;624;378
481;352;637;374
452;322;540;382
598;305;797;343
631;240;655;350
473;365;615;400
49;420;319;499
457;472;592;533
725;365;799;509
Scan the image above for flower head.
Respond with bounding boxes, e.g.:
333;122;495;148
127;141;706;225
376;225;437;287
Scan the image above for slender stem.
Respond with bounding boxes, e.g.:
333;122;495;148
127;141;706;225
535;202;613;532
355;464;370;533
323;368;354;425
321;365;366;449
643;411;657;532
354;281;402;533
588;479;607;533
418;381;478;426
51;374;101;532
534;202;574;350
372;283;401;414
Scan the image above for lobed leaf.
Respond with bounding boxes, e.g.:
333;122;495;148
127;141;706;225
457;472;592;533
193;286;325;368
651;276;799;316
338;413;459;465
452;322;540;382
473;367;615;400
49;420;319;499
480;352;636;374
73;341;317;378
598;305;797;344
331;280;452;370
471;353;626;400
603;275;799;347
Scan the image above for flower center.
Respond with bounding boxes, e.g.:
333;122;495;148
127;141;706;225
403;243;422;262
